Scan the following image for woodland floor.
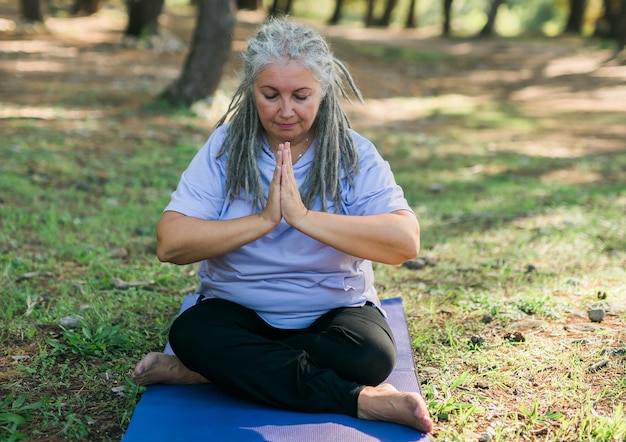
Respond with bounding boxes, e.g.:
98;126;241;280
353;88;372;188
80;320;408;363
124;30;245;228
1;1;625;441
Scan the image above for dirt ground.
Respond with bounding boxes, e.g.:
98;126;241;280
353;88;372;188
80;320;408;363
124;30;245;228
1;1;625;440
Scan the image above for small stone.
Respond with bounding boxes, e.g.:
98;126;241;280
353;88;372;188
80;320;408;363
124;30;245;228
503;331;525;343
600;347;626;357
481;313;493;324
470;335;485;347
587;359;609;373
402;258;426;270
564;323;601;332
97;371;120;381
60;315;84;329
428;183;445;193
569;338;591;345
587;308;605;323
111;386;126;397
478;433;492;442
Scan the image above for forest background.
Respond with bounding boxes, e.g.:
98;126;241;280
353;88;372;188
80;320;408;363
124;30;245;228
1;0;625;441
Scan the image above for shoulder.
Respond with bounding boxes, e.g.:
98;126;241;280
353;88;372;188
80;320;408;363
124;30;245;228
348;129;383;164
207;124;230;151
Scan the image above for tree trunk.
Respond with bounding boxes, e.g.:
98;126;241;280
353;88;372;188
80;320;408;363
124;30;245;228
237;0;260;9
364;0;376;27
328;0;344;25
125;0;165;38
20;0;44;23
478;0;504;37
160;0;235;107
71;0;102;15
615;0;626;53
564;0;587;34
443;0;453;36
378;0;398;27
405;0;418;29
269;0;293;17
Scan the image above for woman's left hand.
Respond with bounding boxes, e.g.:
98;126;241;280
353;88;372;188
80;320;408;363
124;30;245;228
277;142;309;226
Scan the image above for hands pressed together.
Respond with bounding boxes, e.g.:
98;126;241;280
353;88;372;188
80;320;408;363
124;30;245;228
262;142;309;228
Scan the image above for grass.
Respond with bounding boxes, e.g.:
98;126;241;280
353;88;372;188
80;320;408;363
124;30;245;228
1;3;625;441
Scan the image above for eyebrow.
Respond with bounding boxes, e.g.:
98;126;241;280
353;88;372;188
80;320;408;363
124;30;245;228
259;85;313;93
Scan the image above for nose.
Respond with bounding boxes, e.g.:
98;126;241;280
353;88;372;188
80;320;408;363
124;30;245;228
279;98;295;118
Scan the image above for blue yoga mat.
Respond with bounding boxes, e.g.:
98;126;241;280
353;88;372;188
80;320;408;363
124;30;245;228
123;296;430;441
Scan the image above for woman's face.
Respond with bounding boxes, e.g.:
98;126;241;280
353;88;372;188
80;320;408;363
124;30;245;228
254;59;323;146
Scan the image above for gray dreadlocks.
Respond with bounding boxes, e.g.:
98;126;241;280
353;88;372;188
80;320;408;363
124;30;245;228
215;17;363;212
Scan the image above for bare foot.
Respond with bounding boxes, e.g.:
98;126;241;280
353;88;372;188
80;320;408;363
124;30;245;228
357;383;434;434
131;352;210;386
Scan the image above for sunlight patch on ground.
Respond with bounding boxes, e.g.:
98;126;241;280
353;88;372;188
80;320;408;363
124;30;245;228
543;54;606;77
539;168;604;185
0;40;78;56
466;68;534;84
0;105;102;120
512;85;626;113
347;94;488;124
0;59;68;73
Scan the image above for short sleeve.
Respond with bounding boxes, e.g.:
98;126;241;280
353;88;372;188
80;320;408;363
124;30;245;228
342;131;413;216
164;126;229;220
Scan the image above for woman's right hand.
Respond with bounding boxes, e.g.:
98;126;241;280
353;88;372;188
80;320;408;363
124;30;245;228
261;149;284;226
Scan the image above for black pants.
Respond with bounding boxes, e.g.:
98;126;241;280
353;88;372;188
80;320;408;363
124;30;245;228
168;298;397;417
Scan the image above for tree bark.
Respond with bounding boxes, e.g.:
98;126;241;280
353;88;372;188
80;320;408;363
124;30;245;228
328;0;344;25
364;0;376;27
71;0;102;16
443;0;453;36
160;0;235;107
237;0;260;9
269;0;293;17
125;0;165;38
378;0;398;27
405;0;418;28
20;0;44;23
479;0;504;37
564;0;587;34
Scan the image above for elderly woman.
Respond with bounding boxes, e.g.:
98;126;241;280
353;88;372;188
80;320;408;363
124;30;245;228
132;17;433;434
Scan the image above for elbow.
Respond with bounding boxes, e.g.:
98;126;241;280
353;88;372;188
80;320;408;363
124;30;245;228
391;220;420;265
156;243;175;264
156;238;184;265
392;240;420;265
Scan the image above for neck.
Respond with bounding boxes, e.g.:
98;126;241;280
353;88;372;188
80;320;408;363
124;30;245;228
269;131;314;160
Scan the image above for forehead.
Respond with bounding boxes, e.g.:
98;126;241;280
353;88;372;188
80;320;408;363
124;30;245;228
255;59;319;90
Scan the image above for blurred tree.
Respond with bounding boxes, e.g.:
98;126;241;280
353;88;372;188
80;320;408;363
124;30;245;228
160;0;235;106
237;0;261;9
269;0;294;16
442;0;453;36
71;0;101;15
328;0;418;28
602;0;626;55
19;0;43;22
125;0;165;38
564;0;587;33
478;0;505;36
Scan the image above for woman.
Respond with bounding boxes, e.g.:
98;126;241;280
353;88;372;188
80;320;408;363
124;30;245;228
132;17;433;434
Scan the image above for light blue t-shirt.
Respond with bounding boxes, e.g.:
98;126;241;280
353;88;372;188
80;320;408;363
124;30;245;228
165;124;413;329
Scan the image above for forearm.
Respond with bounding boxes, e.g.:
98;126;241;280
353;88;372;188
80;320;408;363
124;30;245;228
156;211;277;265
291;210;420;265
